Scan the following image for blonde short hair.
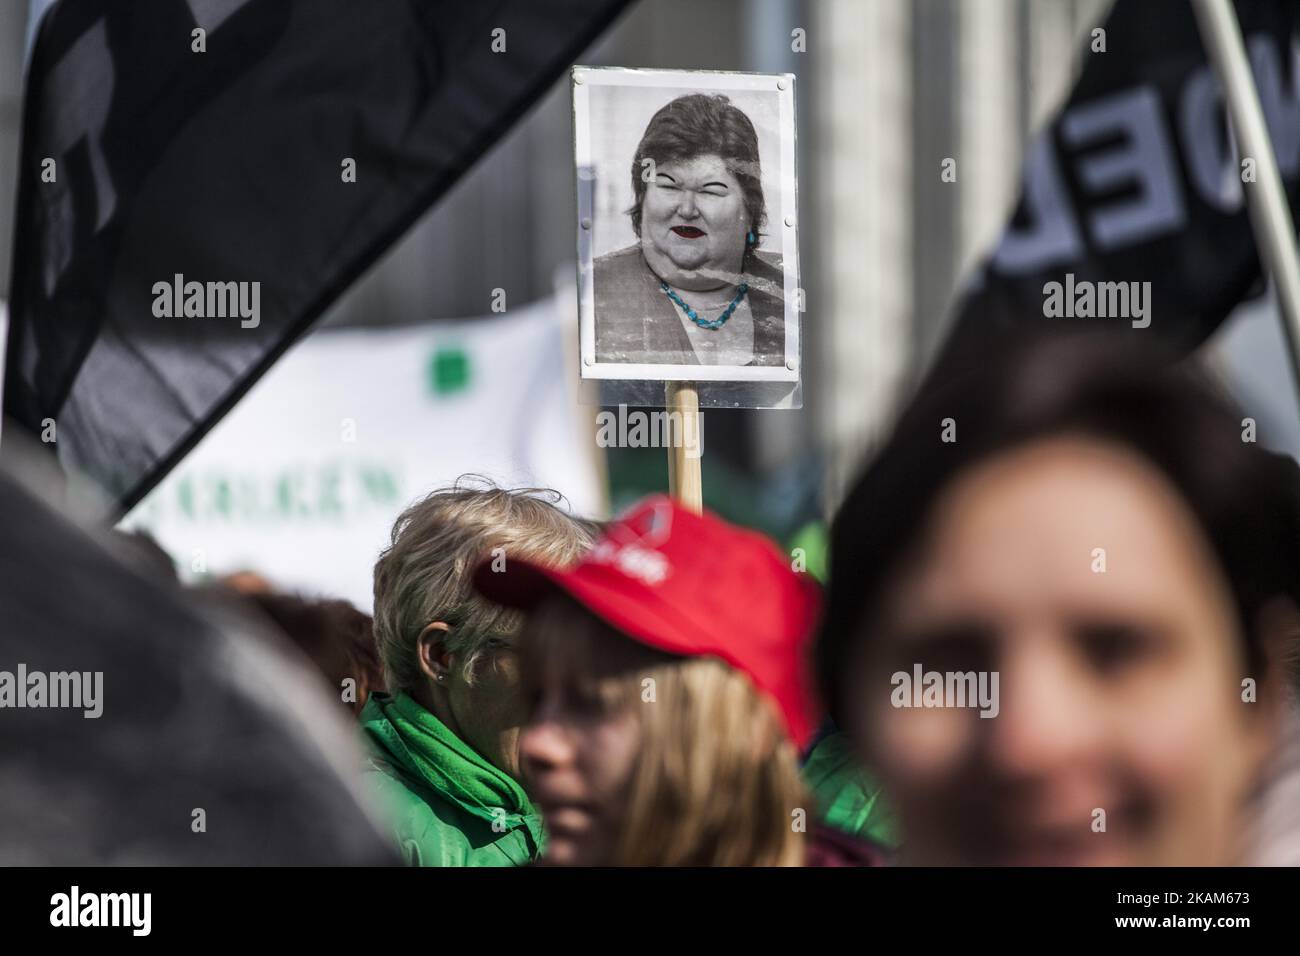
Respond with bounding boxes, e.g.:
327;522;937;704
373;479;597;693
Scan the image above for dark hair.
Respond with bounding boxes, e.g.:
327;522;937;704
818;330;1300;721
245;592;385;713
628;93;766;266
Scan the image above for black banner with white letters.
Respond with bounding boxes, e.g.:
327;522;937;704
945;0;1300;360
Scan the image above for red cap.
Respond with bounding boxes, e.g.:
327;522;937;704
473;494;823;749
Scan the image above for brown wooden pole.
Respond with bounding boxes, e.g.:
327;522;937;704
665;382;703;513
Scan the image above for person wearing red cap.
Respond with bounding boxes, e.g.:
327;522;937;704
474;494;887;866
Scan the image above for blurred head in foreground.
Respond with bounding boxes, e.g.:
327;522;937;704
0;471;396;865
365;480;597;865
476;495;827;866
820;332;1300;866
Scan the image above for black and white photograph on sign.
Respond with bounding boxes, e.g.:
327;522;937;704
574;67;800;383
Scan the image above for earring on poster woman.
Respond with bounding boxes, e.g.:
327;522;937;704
746;230;756;245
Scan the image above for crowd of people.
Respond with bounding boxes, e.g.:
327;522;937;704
181;331;1300;866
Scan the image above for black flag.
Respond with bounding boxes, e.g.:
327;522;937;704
3;0;629;513
946;0;1300;360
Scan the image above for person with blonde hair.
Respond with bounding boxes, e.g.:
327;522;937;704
474;494;887;866
359;480;597;866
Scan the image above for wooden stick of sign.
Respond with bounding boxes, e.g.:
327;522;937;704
666;381;703;513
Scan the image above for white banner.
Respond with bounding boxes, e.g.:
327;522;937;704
123;295;602;610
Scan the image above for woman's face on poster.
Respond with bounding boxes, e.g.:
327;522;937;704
639;153;749;282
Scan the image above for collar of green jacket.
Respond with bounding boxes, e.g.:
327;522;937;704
360;691;543;857
802;731;899;850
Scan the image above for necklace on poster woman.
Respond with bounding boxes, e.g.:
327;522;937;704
660;279;750;330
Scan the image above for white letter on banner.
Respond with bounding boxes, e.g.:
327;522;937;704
1062;86;1186;250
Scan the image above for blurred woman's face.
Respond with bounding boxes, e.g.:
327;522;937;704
519;614;658;865
850;436;1276;866
639;153;749;288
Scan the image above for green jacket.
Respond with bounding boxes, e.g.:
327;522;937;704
802;732;899;850
359;692;543;866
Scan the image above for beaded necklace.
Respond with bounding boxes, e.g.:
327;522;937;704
660;280;750;330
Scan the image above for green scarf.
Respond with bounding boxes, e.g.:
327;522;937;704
801;731;899;849
378;692;543;854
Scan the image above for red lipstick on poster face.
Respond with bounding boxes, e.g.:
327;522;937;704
671;225;705;238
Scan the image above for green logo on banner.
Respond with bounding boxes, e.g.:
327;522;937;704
429;346;470;397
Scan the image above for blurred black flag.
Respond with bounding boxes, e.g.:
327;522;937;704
946;0;1300;362
3;0;628;513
